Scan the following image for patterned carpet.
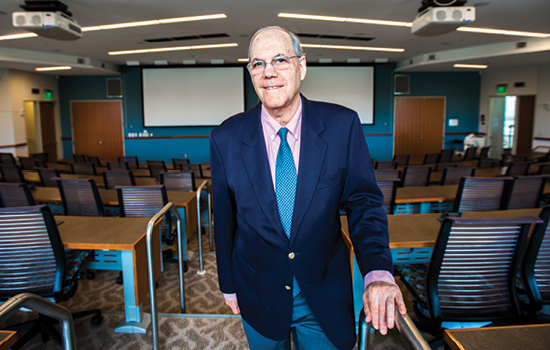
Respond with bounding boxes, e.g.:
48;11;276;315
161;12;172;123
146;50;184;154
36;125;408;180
1;229;436;349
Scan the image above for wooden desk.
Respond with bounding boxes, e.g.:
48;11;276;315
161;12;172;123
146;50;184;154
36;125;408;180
31;187;198;240
56;216;161;333
0;331;16;350
22;172;158;187
444;324;550;350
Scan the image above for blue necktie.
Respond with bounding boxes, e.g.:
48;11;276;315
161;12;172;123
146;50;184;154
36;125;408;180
275;127;300;297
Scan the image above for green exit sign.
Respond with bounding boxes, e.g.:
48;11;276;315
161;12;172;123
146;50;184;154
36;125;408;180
44;89;53;100
497;84;508;95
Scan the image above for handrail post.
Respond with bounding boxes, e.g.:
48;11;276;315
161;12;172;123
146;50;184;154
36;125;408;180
208;190;213;251
146;202;185;350
0;293;76;350
196;180;208;275
358;308;431;350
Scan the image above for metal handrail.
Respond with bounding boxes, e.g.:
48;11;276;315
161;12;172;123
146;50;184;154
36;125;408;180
196;180;212;275
146;202;185;350
358;308;431;350
0;293;76;350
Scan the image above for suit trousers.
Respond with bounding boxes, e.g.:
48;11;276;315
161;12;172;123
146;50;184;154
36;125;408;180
241;292;340;350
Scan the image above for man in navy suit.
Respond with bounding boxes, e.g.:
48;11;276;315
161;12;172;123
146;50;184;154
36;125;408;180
210;26;406;350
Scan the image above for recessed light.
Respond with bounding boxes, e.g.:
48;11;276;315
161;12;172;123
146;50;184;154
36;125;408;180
36;66;72;71
302;43;404;53
108;43;238;56
454;64;488;69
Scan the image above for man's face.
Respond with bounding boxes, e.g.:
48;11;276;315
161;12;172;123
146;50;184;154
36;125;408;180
249;29;307;116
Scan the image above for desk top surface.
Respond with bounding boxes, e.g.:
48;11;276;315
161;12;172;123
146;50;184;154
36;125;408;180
444;324;550;350
0;331;16;350
32;186;196;207
341;208;541;249
55;215;152;250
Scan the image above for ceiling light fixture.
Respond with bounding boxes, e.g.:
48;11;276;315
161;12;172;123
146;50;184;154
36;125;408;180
108;43;238;56
454;64;488;69
0;32;37;40
35;66;72;71
456;27;550;38
302;43;404;53
237;58;249;62
278;13;412;27
82;13;227;32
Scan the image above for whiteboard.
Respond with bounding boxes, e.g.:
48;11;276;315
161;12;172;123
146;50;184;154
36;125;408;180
142;67;245;126
300;66;374;124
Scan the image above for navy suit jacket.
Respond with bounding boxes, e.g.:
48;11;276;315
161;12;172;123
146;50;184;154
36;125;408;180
209;96;393;350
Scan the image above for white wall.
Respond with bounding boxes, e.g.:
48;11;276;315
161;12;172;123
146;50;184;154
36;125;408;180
478;63;550;151
0;69;61;158
533;63;550;149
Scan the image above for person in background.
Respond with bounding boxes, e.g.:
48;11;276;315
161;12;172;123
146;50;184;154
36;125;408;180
209;26;406;350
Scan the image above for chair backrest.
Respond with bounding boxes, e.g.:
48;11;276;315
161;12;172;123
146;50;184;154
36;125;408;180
423;153;439;165
116;185;168;218
72;154;87;163
373;169;401;181
116;185;170;240
0;183;36;207
477;159;497;169
18;157;38;170
103;171;136;189
172;158;190;170
392;154;410;167
439;149;454;163
148;162;167;179
505;161;531;176
36;167;59;187
478;146;491;159
161;171;196;191
462;146;477;161
521;206;550;311
426;216;540;322
401;166;431;187
179;163;203;179
538;164;550;175
501;154;527;166
118;156;139;169
30;152;48;162
0;164;25;183
87;155;101;167
374;161;397;170
503;175;547;210
453;176;513;212
56;178;104;216
71;162;96;176
0;153;16;165
107;161;129;171
376;178;400;215
441;167;474;186
434;163;457;172
0;205;66;300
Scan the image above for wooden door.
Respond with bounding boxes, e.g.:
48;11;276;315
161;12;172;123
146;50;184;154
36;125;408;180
39;102;57;162
516;95;535;156
71;101;124;162
394;97;445;162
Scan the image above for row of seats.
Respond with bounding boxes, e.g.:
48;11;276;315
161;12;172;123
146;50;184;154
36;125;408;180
394;206;550;347
377;175;548;215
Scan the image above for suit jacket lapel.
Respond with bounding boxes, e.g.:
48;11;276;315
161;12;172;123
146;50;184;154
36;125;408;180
290;97;327;246
240;105;287;240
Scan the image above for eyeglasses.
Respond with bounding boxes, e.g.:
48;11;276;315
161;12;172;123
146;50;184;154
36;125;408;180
247;55;302;76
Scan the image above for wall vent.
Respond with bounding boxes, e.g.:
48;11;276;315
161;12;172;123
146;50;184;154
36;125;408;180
517;42;527;49
395;75;410;95
428;54;436;61
106;78;122;98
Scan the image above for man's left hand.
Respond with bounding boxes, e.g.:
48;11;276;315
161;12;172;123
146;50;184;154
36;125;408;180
362;281;407;335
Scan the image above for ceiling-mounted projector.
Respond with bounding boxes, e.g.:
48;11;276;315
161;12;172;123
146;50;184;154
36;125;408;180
12;1;81;40
412;6;475;36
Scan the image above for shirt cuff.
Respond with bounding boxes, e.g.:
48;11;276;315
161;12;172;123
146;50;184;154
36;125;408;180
223;293;237;301
364;270;396;289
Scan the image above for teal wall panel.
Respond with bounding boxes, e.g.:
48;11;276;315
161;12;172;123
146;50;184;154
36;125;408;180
57;64;480;163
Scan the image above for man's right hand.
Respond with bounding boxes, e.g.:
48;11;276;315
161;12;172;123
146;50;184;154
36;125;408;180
225;299;240;314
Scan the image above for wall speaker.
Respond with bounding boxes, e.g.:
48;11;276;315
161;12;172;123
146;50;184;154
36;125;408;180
106;78;122;98
394;75;410;95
